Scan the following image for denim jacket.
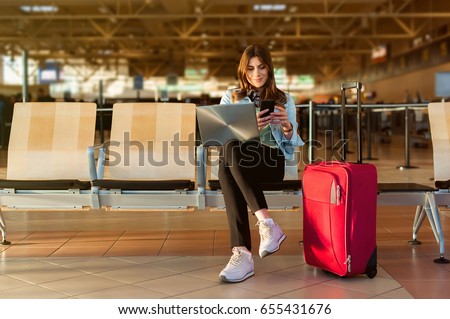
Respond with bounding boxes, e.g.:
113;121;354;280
220;89;304;160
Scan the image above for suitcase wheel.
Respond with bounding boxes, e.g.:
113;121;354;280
366;268;377;279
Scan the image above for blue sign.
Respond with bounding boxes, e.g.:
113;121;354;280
133;75;144;90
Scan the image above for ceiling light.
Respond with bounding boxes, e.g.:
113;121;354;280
253;4;287;12
20;5;58;13
98;6;112;14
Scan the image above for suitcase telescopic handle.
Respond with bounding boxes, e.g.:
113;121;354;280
341;81;362;91
340;81;363;164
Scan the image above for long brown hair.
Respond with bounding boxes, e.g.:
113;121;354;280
231;44;286;105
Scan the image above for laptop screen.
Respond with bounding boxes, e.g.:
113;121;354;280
196;103;260;146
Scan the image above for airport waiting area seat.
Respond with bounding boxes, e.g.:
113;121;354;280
369;101;448;263
0;102;98;245
428;102;450;187
91;102;202;210
418;101;450;263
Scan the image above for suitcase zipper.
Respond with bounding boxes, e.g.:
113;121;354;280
344;255;351;273
336;185;341;206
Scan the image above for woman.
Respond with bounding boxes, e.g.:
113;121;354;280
219;44;304;283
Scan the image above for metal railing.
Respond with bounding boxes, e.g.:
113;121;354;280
297;102;429;168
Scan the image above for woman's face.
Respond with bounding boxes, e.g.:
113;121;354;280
245;56;268;89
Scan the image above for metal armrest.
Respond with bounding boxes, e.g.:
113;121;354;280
196;144;207;194
87;143;106;181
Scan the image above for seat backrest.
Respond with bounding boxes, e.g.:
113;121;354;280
7;102;97;180
428;102;450;181
107;103;196;180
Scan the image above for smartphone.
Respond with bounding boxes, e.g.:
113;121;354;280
260;100;275;114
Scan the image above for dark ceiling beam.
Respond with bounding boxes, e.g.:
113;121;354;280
22;48;371;60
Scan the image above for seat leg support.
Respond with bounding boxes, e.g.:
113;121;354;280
424;193;449;264
409;205;426;245
0;210;11;245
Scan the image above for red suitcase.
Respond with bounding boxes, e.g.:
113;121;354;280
302;81;378;278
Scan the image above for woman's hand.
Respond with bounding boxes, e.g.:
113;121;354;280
272;105;292;130
256;108;273;129
257;104;293;133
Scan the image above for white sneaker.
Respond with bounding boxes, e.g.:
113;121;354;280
219;247;254;283
257;218;286;258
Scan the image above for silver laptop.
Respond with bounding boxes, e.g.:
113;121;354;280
196;103;260;146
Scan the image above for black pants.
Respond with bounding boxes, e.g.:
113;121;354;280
218;140;285;251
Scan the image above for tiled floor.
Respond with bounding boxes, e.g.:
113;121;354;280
0;135;450;299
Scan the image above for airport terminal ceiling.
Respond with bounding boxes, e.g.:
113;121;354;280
1;0;450;82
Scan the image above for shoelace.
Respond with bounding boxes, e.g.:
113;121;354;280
256;221;272;241
229;248;243;266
